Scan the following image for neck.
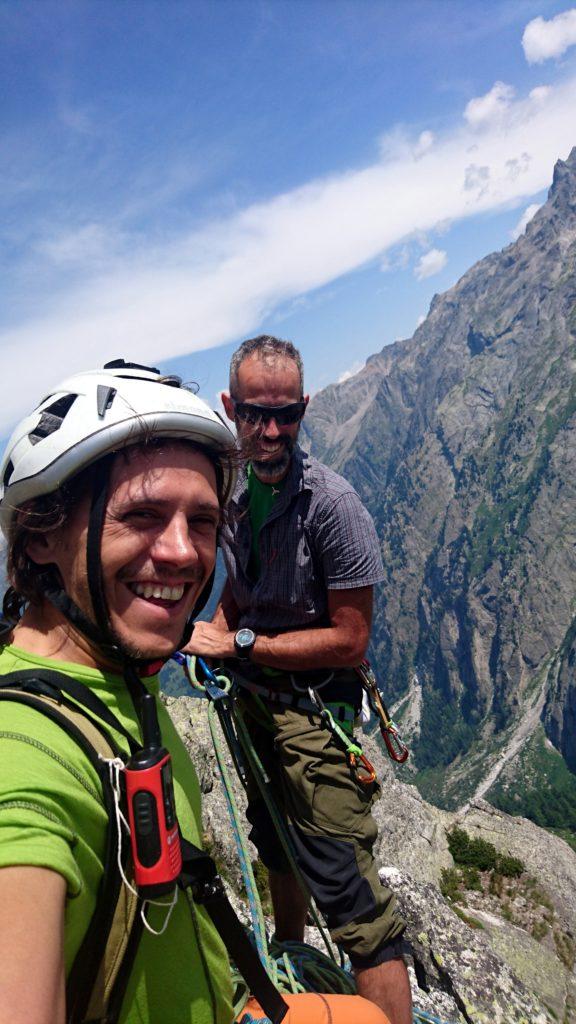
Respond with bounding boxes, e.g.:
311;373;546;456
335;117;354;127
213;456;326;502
12;602;121;673
250;460;291;486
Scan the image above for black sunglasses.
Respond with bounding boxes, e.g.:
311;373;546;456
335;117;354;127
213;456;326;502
233;401;306;426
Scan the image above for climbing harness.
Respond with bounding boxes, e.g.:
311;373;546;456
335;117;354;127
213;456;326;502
356;660;410;764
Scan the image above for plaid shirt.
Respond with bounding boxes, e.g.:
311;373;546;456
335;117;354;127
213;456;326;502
220;446;384;631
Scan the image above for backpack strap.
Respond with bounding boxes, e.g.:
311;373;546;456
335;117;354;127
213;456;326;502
0;669;290;1024
0;671;142;1024
179;838;288;1024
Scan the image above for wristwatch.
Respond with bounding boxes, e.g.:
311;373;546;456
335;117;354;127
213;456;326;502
234;627;256;660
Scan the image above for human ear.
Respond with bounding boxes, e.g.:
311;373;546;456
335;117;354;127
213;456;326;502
25;530;63;567
221;392;236;423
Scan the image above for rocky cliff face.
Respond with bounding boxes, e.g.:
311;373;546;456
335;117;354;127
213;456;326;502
302;149;576;814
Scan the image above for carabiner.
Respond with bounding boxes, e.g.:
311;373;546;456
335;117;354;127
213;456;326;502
381;726;409;764
349;751;377;786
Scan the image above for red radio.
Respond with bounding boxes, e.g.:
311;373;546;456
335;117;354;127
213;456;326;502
124;693;182;898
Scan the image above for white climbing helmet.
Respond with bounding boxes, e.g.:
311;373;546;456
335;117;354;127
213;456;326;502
0;359;237;536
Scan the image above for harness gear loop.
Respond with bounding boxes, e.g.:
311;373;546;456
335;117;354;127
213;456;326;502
355;660;409;765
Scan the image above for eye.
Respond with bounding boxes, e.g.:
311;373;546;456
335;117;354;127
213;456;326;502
122;508;160;524
188;514;219;533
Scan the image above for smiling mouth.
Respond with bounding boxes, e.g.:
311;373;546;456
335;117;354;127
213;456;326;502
129;582;187;603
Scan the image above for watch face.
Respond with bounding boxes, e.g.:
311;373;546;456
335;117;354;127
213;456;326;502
235;628;255;649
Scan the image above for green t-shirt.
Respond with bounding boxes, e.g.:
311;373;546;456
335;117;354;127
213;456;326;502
0;645;234;1024
247;464;284;578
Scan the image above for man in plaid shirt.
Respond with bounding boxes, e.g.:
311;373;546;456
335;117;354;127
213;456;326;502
191;335;412;1024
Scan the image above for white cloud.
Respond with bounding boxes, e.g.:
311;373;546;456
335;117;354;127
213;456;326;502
35;223;125;268
529;85;552;103
464;82;516;127
523;9;576;63
414;131;435;158
415;248;448;280
380;245;411;273
510;203;542;240
416;315;426;327
1;74;576;434
337;361;365;383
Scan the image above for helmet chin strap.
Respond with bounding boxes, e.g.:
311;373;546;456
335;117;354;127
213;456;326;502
43;455;216;718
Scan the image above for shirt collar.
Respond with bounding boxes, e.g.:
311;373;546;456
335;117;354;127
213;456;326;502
231;445;313;509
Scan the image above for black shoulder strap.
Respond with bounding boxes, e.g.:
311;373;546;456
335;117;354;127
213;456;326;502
179;839;288;1024
0;668;140;754
0;670;142;1024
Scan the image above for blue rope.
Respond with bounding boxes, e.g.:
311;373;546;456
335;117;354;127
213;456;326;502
414;1013;460;1024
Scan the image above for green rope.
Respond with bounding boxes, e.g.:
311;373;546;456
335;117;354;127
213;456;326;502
228;690;342;966
185;657;353;1012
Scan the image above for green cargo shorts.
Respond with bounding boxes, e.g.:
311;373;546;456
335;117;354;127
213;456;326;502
239;695;407;967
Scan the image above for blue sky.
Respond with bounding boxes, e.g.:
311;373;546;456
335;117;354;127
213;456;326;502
2;0;576;436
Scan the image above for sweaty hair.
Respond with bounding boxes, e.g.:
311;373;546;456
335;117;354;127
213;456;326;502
229;335;304;398
2;437;238;623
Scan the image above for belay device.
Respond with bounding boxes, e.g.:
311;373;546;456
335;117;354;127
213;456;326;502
124;692;183;898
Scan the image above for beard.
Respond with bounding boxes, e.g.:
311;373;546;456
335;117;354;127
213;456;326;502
250;436;294;483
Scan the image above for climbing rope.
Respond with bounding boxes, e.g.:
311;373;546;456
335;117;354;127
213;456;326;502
176;655;459;1024
414;1013;460;1024
182;656;350;1013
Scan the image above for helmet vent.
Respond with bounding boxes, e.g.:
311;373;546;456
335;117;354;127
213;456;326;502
3;459;14;487
29;393;78;445
97;385;117;418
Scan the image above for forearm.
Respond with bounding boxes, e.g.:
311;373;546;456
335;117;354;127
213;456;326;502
252;625;365;671
189;587;373;669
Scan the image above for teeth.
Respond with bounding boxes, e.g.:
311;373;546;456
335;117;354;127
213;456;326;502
131;582;185;601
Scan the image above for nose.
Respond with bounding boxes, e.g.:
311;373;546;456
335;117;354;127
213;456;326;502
153;513;200;568
262;416;281;439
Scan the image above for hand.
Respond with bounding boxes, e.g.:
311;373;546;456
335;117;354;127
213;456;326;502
184;620;237;659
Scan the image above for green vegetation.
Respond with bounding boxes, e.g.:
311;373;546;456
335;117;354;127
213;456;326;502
554;930;576;971
461;865;482;891
439;821;576;960
440;867;462;903
524;876;554;913
501;901;514;922
468;382;576;578
452;906;484;930
250;859;273;917
548;828;576;853
532;920;549;941
488;726;576;836
447;827;525;876
414;686;477;771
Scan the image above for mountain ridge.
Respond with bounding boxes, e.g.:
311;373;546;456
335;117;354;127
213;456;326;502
302;146;576;818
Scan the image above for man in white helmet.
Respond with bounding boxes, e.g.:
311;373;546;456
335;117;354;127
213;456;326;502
0;360;237;1024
